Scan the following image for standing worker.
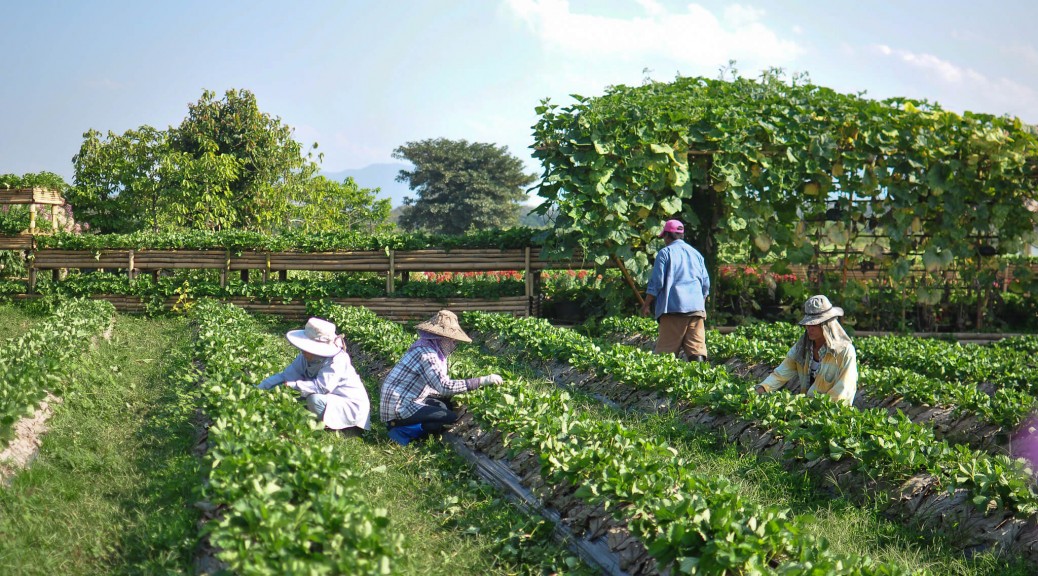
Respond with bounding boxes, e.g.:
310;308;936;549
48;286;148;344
640;219;711;362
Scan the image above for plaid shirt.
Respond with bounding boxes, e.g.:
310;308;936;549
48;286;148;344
379;342;480;423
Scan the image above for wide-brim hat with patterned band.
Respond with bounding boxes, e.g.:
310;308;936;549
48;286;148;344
798;295;844;326
415;309;472;343
286;317;342;357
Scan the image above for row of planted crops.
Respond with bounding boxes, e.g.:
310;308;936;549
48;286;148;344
2;297;1038;573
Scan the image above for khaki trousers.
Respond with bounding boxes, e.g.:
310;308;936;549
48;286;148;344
654;314;707;358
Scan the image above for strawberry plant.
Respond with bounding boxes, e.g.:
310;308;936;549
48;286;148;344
189;300;403;574
0;298;114;447
315;302;912;575
466;313;1038;523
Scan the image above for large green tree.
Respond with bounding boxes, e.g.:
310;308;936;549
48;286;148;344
288;176;393;234
71;125;238;232
70;89;383;234
167;89;317;230
393;138;535;234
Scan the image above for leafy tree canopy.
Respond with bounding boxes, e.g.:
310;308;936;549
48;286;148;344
289;176;393;235
167;88;317;230
69;89;388;235
532;69;1038;297
393;138;536;234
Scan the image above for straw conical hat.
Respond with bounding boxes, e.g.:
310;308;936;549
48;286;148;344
415;310;472;342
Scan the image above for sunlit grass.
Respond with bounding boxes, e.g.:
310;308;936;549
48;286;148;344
0;314;199;575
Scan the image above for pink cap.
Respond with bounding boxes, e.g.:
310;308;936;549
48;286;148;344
658;219;684;237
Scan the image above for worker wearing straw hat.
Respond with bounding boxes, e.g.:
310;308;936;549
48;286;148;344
380;309;503;445
258;317;371;435
754;295;858;405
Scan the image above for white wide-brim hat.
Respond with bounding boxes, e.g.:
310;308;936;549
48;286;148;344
286;317;341;357
415;309;472;343
798;295;844;326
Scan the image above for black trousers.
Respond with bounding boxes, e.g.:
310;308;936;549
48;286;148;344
392;398;458;433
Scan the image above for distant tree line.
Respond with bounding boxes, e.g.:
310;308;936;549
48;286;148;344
4;89;535;237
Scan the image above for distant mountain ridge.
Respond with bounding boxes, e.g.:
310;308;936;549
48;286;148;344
320;162;412;208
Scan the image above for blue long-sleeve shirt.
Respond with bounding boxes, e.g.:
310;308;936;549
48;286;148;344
646;239;710;318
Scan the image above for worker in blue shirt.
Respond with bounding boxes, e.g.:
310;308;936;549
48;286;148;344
640;219;711;362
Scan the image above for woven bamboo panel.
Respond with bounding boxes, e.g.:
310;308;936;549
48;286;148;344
134;250;227;269
395;249;526;272
0;235;33;249
32;249;131;269
24;247;595;273
0;187;65;205
261;251;392;272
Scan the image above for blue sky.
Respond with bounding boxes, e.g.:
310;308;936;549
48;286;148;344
3;0;1038;185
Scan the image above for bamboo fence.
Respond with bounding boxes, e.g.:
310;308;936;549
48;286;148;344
2;243;594;318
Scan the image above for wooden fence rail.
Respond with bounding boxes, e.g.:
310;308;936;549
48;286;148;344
3;243;593;318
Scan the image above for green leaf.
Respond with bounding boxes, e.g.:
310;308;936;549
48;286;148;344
659;196;682;214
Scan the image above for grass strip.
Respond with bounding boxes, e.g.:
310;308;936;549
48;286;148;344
0;313;200;575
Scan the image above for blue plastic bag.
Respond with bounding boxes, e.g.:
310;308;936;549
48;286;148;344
387;423;426;446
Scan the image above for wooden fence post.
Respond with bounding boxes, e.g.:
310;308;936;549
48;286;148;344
221;249;229;289
386;251;395;295
524;247;533;315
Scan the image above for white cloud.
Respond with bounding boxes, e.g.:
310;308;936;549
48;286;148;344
871;44;979;84
504;0;801;68
870;44;1038;120
634;0;665;18
722;4;765;27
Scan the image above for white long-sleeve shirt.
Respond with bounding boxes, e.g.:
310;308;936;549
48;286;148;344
260;350;371;429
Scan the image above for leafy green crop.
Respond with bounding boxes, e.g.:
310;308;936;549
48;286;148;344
189;301;403;573
598;316;1037;431
316;302;915;575
0;298;114;447
466;313;1038;520
35;227;542;251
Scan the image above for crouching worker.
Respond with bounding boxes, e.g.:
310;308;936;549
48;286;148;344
380;309;502;446
754;295;857;405
258;317;371;436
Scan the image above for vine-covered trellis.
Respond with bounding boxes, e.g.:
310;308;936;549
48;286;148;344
531;70;1038;328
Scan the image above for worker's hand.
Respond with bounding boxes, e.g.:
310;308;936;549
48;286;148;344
482;374;503;386
639;301;650;317
257;377;279;390
754;385;767;395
